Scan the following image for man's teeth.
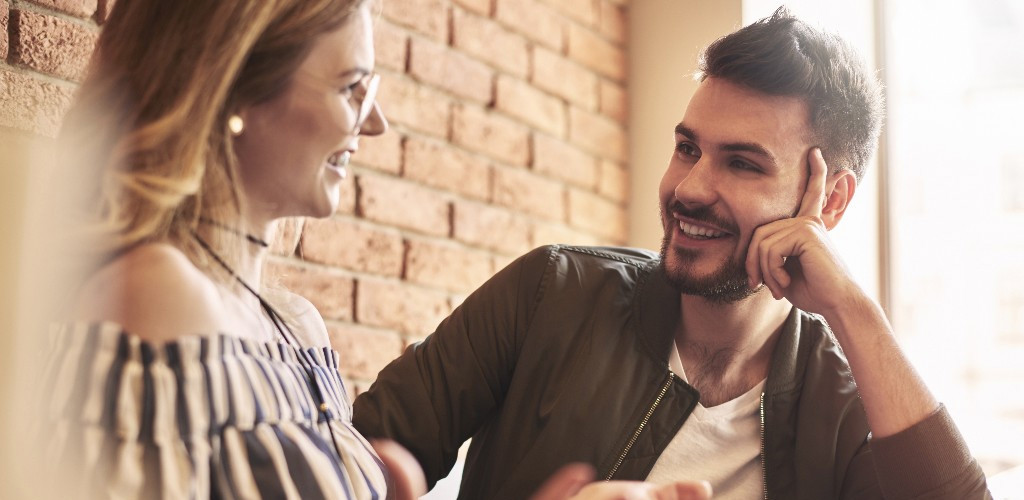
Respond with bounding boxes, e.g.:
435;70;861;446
679;220;725;239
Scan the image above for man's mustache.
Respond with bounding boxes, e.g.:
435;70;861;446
666;201;740;235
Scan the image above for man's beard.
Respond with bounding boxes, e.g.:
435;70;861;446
659;202;757;304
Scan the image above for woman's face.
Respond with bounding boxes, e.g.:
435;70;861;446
233;6;386;223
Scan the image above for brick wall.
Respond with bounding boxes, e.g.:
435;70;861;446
1;0;631;391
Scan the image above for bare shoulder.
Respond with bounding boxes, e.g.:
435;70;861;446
266;288;331;348
73;243;227;344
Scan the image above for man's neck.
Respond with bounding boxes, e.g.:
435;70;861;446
676;288;792;407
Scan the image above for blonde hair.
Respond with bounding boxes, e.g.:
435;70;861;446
59;0;367;274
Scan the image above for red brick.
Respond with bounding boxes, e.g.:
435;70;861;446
267;259;355;322
327;322;403;380
356;278;450;334
374;19;408;72
358;173;450;237
10;10;97;82
454;0;491;16
567;187;626;242
599;79;627;123
404;136;491;201
542;0;596;27
495;75;565;136
533;133;598;189
452;104;530;166
353;129;402;174
335;170;358;215
490;254;518;276
569;106;627;162
405;238;494;292
24;0;96;18
452;199;532;255
495;0;563;51
300;216;404;277
532;220;601;247
532;47;598;109
409;36;494;104
493;166;565;221
1;1;9;60
567;23;625;82
597;159;629;204
597;0;627;44
270;217;305;257
0;69;74;137
452;9;528;78
377;72;451;139
382;0;449;41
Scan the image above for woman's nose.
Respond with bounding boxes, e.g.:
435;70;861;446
358;101;388;136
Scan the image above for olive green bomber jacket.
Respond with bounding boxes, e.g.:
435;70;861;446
352;245;989;499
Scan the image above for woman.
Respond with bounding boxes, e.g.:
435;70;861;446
42;0;711;498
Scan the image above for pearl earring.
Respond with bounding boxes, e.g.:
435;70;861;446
228;115;245;136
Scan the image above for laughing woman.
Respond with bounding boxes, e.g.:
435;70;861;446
43;0;399;497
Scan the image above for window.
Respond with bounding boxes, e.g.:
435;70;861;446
884;0;1024;476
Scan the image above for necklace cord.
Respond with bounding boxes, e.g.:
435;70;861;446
198;217;270;247
190;231;348;461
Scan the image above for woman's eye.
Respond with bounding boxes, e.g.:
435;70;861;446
675;142;700;158
340;81;360;96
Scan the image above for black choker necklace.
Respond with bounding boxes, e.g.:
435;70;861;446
198;217;269;248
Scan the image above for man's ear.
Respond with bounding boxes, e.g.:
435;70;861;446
822;169;856;230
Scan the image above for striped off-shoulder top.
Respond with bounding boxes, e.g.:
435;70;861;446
41;321;389;499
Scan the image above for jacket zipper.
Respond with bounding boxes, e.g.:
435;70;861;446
760;392;767;500
604;371;676;481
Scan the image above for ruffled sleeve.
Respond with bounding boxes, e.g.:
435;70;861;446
41;322;388;499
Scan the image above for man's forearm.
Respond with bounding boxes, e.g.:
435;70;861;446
820;292;938;438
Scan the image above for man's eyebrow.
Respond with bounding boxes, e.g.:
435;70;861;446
675;123;696;139
676;122;778;168
721;142;777;167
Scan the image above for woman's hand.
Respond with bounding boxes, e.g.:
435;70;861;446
372;440;427;500
530;463;712;500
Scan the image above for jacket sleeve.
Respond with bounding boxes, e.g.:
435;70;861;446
843;405;992;499
351;245;558;488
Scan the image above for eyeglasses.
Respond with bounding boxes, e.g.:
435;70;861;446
348;72;380;133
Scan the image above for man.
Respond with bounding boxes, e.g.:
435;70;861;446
354;8;990;499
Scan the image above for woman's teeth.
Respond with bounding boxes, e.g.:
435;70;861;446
327;151;351;168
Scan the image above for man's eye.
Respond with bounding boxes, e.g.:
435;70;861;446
675;142;700;158
730;159;761;172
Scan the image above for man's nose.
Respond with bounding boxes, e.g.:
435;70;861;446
673;158;717;208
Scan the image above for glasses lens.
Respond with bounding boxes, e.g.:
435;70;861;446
355;74;380;126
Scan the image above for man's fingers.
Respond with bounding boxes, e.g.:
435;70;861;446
798;147;828;217
371;440;427;500
529;463;595;500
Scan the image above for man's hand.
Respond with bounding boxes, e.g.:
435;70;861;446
745;147;939;438
744;147;862;316
530;464;712;500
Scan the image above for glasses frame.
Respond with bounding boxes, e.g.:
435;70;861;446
349;72;380;133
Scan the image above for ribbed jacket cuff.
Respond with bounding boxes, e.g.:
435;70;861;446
868;404;979;498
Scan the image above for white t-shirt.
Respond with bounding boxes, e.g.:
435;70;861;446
645;342;765;499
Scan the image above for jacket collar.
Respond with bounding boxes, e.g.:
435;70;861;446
632;262;681;363
632;260;811;395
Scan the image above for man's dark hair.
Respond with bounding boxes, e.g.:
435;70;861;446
698;6;883;180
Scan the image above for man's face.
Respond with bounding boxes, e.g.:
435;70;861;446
659;77;814;302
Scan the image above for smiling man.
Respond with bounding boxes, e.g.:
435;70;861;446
354;8;990;499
